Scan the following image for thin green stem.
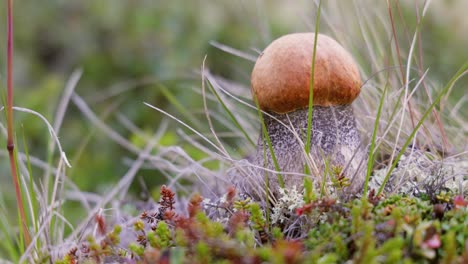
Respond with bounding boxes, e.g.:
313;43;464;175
304;0;322;179
254;96;284;189
205;79;255;146
363;79;389;196
262;144;271;229
305;0;322;156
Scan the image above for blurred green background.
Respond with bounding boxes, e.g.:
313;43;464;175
0;1;466;202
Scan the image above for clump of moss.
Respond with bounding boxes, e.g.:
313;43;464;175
56;185;467;263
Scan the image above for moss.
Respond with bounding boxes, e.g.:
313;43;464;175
56;186;467;263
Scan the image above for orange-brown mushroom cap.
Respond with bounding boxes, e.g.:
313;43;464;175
251;33;361;113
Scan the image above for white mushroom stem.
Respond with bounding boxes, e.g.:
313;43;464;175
252;105;366;195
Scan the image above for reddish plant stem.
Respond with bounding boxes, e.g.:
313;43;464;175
414;2;449;154
6;0;13;140
388;1;417;131
6;0;31;246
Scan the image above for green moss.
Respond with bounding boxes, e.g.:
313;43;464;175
128;243;145;257
55;187;468;263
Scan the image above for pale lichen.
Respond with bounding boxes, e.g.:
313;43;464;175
368;150;468;197
271;186;304;224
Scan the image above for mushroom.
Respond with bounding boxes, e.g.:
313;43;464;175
249;32;366;196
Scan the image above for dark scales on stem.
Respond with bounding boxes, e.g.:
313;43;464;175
251;105;366;196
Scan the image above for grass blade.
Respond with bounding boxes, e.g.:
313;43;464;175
305;0;322;157
363;80;389;196
158;84;202;132
253;97;284;189
205;76;256;147
377;63;468;195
